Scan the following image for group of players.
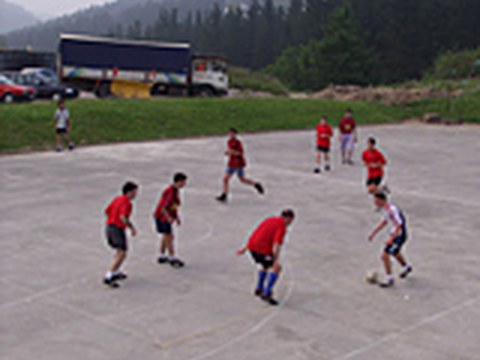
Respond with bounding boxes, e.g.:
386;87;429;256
102;108;412;305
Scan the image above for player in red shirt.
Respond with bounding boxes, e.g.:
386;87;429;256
338;108;358;165
237;209;295;306
314;116;334;173
362;137;387;194
216;128;264;203
153;173;188;268
103;181;138;288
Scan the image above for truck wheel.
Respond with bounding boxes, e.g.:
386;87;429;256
199;86;215;97
3;93;14;103
96;82;112;98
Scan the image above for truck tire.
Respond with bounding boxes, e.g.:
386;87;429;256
95;82;112;98
198;86;215;97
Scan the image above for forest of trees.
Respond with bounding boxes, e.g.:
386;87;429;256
6;0;480;90
113;0;480;89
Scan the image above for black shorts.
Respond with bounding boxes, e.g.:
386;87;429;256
384;232;407;255
316;146;330;153
366;176;382;186
250;251;274;269
56;128;68;135
155;218;172;234
106;225;128;251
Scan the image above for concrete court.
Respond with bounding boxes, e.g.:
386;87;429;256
1;123;479;360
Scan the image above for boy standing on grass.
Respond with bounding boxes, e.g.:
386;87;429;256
237;209;295;306
103;182;139;288
314;116;333;173
154;173;188;268
339;108;357;165
216;128;264;203
368;192;412;288
54;100;75;152
362;137;388;194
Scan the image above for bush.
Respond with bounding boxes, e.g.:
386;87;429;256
426;46;480;80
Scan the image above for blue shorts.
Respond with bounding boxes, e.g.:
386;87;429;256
384;232;407;255
155;218;172;234
226;167;245;177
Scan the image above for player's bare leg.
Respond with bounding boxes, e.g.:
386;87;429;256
380;251;394;287
239;175;264;195
104;250;127;288
62;133;75;150
395;252;412;278
367;184;378;194
324;152;331;171
314;151;322;173
216;173;232;202
56;134;63;151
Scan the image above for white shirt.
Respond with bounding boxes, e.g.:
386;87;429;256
55;108;70;129
382;203;404;234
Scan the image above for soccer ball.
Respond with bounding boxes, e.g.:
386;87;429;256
365;270;378;284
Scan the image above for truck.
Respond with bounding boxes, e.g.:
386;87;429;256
0;48;56;71
58;34;229;98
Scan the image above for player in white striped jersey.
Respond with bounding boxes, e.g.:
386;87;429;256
368;192;412;287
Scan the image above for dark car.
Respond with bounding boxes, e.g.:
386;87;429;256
6;72;79;100
0;75;36;103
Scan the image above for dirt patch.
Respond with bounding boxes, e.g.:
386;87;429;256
308;85;464;105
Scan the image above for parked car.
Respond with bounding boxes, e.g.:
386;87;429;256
0;74;35;103
21;67;58;84
5;72;79;100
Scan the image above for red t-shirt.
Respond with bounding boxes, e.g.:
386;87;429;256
105;195;132;229
339;117;356;134
227;137;246;169
154;185;180;222
247;217;287;255
362;148;387;179
316;124;333;148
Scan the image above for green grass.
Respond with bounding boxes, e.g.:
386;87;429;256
0;98;413;153
229;67;290;96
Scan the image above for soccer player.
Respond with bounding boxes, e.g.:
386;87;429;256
216;128;264;203
314;116;334;173
368;192;412;288
153;173;188;268
54;100;75;152
338;108;357;165
237;209;295;306
362;137;387;194
103;182;139;288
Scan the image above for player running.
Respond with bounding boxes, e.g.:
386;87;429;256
237;209;295;306
103;182;139;288
368;192;412;288
154;173;188;268
314;116;333;173
362;137;387;194
339;108;357;165
216;128;264;203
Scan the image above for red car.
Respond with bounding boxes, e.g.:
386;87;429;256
0;74;36;103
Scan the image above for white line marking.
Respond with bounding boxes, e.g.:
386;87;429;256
186;261;296;360
334;296;480;360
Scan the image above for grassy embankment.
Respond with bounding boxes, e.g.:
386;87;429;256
0;98;412;153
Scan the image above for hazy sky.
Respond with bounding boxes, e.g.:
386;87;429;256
9;0;112;18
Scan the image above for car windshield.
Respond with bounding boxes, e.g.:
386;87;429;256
0;75;14;85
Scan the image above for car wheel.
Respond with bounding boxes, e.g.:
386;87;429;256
52;93;62;102
3;93;14;103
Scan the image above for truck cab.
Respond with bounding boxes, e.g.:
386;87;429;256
191;56;229;97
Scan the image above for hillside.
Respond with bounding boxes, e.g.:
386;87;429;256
0;0;38;34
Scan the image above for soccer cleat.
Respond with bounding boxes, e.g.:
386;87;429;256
170;258;185;268
347;159;355;165
314;168;321;174
216;193;227;203
56;146;63;152
112;272;127;281
254;183;265;195
378;279;394;288
157;256;169;264
103;278;120;288
261;293;279;306
399;266;412;279
68;142;75;151
325;165;331;171
254;288;263;297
